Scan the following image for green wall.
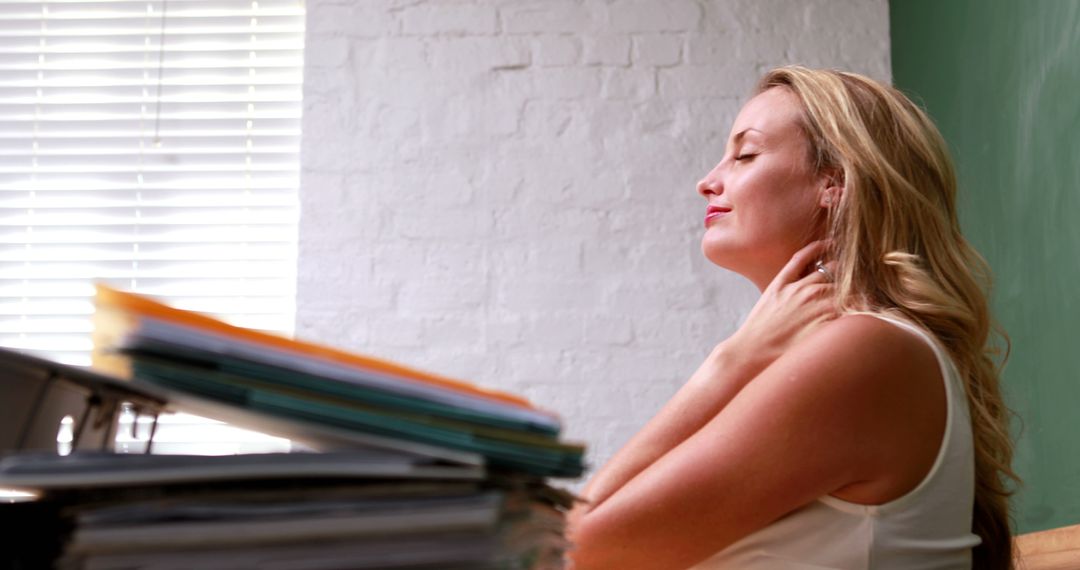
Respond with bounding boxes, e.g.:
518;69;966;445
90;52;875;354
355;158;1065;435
891;1;1080;534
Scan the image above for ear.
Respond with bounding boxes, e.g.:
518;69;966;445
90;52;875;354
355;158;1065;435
819;185;843;208
818;168;844;208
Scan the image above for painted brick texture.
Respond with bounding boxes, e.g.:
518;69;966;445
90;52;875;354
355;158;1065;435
298;0;890;487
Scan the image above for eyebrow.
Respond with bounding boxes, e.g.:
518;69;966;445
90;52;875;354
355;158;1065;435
732;128;764;145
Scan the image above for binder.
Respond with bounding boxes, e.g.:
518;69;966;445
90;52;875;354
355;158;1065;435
89;285;585;478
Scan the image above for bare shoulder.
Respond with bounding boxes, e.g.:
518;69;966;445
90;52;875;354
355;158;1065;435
788;312;942;388
774;312;945;432
809;312;936;354
779;312;947;503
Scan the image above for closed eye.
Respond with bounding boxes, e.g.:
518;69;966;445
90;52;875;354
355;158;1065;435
734;153;757;162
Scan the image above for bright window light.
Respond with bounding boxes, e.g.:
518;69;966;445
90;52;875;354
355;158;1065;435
0;0;305;455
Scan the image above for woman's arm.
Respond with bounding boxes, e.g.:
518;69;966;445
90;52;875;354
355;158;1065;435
575;241;835;513
568;314;944;569
577;343;759;510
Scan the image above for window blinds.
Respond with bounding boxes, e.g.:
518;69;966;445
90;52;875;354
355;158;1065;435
0;0;305;367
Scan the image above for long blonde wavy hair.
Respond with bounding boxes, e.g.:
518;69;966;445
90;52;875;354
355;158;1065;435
757;66;1019;568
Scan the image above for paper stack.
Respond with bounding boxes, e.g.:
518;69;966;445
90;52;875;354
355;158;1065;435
1;451;570;569
91;285;585;479
0;285;583;569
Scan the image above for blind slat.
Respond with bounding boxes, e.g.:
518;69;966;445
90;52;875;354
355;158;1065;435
0;0;304;385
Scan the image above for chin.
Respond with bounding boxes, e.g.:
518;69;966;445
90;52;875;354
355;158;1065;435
701;236;773;287
700;236;740;271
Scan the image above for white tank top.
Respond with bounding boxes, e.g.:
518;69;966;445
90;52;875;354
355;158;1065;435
690;314;982;569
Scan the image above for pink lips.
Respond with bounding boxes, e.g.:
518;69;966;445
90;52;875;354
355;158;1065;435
704;205;731;228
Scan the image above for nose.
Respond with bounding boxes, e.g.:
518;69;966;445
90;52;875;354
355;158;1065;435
696;162;723;198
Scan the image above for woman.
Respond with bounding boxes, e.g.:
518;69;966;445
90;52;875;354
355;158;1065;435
567;66;1018;569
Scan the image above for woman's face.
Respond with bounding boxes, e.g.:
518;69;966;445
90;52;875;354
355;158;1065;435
698;87;828;290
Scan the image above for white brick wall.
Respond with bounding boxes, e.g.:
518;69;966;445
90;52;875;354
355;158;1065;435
297;0;890;487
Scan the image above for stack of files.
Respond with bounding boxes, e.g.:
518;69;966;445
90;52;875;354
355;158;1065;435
0;285;586;568
91;284;585;478
18;283;586;569
0;451;573;570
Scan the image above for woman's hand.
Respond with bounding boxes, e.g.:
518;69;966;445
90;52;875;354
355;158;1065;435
721;240;838;378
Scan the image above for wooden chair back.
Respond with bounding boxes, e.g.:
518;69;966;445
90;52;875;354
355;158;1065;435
1015;523;1080;569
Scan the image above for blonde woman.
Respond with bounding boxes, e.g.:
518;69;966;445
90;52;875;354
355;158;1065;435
568;67;1017;569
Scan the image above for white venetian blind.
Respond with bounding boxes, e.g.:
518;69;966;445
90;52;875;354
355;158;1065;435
0;0;306;367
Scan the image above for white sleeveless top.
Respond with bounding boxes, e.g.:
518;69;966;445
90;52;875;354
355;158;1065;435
690;314;981;569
